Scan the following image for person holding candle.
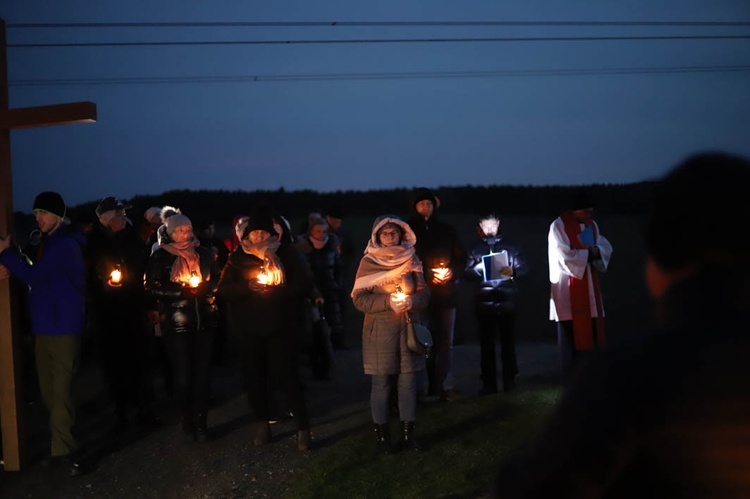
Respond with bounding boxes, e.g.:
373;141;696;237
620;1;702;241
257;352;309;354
351;215;430;453
145;212;220;442
217;206;317;452
84;196;159;432
407;188;467;402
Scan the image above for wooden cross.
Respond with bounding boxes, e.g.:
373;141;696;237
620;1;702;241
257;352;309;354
0;19;97;472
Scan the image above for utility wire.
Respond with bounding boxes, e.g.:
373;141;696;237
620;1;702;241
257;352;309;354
10;65;750;87
8;34;750;48
7;21;750;28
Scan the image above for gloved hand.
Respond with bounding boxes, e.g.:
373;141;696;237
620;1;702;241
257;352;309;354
248;279;269;294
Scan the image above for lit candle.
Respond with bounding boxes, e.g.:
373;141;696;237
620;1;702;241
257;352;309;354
432;261;449;281
110;267;122;284
189;272;201;288
257;266;268;285
393;284;406;302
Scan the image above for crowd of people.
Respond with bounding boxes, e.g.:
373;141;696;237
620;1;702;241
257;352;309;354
2;150;748;496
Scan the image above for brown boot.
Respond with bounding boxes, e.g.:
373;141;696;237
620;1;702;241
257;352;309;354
296;429;311;452
253;421;271;446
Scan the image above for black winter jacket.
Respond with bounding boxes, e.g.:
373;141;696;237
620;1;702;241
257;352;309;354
145;245;220;335
217;244;316;337
85;222;148;314
408;215;467;308
464;235;527;316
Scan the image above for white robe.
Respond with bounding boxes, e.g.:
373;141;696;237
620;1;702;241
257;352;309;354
548;217;613;322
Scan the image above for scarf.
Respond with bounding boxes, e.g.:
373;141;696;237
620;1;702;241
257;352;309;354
561;211;606;350
161;238;202;284
309;234;328;250
351;241;423;294
240;235;285;285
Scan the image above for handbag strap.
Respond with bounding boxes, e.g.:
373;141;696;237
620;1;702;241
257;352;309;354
404;312;412;324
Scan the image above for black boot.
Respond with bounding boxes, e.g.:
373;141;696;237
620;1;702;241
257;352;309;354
181;411;195;441
195;412;209;442
402;421;422;452
373;424;392;454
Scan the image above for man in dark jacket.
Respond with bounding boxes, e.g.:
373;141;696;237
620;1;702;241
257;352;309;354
494;151;750;498
407;187;468;401
85;196;158;432
0;191;86;476
465;215;527;395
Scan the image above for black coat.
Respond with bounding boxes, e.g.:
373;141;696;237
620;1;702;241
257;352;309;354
464;235;527;316
85;221;149;314
217;244;316;337
407;215;467;308
144;245;220;335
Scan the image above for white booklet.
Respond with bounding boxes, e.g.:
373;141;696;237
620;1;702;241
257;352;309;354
481;250;510;281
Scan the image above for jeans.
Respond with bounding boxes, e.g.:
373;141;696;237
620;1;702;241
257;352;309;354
371;372;417;424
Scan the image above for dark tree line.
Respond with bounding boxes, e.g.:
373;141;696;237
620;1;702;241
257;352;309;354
13;182;654;244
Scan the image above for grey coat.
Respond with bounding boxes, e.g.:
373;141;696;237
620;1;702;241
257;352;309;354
352;271;429;375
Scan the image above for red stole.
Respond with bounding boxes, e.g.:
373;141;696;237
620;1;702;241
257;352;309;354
561;211;606;350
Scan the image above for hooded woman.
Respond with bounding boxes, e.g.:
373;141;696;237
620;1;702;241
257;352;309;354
351;215;430;453
217;206;316;452
145;213;220;442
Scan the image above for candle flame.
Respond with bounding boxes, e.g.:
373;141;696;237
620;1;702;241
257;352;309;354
257;270;268;285
189;274;201;288
110;268;122;284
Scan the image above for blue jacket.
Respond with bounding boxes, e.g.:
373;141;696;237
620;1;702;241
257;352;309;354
0;224;86;336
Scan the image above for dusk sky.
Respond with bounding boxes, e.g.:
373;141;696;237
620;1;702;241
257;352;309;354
1;1;749;212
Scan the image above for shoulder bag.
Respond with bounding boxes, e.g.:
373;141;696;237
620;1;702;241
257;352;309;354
405;312;433;357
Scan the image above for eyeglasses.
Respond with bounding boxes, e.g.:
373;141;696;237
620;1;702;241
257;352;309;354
379;230;400;238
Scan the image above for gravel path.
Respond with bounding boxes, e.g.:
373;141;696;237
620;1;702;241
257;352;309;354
0;342;558;498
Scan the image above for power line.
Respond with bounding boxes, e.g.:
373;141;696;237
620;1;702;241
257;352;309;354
8;34;750;48
10;65;750;87
7;21;750;28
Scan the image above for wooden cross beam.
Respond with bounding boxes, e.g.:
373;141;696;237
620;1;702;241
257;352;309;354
0;19;97;472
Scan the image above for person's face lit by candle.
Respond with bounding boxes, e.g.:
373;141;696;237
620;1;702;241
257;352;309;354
171;225;193;244
377;223;402;247
248;229;271;244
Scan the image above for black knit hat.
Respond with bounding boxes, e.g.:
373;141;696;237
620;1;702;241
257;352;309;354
33;191;66;219
242;207;277;239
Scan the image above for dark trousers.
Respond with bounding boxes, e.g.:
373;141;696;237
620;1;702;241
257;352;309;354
477;311;518;390
556;320;598;383
241;331;310;431
98;313;155;419
162;327;213;416
35;334;81;457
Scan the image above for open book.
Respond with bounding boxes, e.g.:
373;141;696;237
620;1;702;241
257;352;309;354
481;250;510;281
